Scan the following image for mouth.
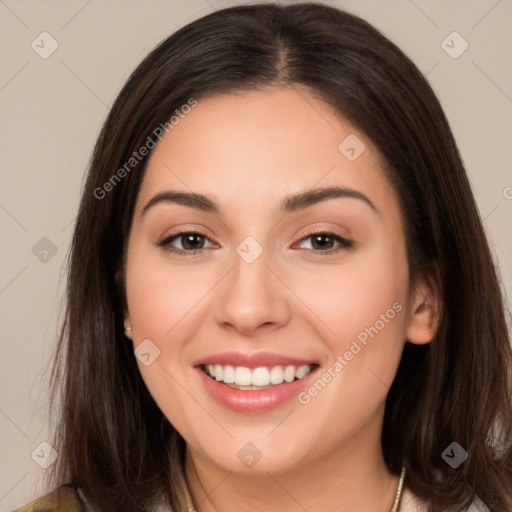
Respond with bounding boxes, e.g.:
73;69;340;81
201;363;319;390
193;352;321;412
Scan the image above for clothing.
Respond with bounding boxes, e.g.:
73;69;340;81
399;486;490;512
12;485;491;512
11;485;88;512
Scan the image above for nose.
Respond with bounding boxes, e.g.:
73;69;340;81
214;244;291;336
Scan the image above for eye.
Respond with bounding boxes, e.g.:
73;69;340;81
157;231;215;255
156;230;353;256
295;231;353;254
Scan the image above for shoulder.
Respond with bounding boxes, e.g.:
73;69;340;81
400;486;490;512
12;487;173;512
11;485;86;512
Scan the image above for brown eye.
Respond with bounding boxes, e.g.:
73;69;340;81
296;231;353;254
157;231;215;254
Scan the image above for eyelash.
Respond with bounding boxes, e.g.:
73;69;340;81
156;230;353;256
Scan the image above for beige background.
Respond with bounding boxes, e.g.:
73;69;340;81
1;0;511;509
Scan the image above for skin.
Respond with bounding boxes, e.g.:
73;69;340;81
123;86;439;512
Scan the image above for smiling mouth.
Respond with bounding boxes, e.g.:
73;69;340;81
202;363;319;390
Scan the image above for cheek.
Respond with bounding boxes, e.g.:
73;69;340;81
295;240;409;350
293;236;409;416
125;243;213;343
124;245;211;434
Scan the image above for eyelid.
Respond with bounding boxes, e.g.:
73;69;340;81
293;228;353;252
157;227;354;257
157;230;217;252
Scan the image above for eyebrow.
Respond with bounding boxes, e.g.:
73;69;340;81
141;186;378;217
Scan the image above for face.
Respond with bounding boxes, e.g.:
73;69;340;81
123;86;431;476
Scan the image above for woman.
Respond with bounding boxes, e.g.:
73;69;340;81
14;2;512;511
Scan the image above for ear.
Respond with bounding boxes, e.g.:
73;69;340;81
405;267;441;345
123;312;132;338
115;266;133;340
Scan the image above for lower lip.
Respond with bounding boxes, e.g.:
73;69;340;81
196;366;318;413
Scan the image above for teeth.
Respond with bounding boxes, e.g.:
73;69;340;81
296;365;310;379
270;366;285;384
204;364;313;387
234;366;252;386
251;367;270;386
284;365;296;383
223;365;235;384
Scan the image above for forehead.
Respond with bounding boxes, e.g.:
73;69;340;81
136;87;398;219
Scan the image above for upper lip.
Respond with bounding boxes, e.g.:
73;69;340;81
193;351;318;369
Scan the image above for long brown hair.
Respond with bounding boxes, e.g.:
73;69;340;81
46;3;512;511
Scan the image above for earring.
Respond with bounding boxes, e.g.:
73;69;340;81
124;326;132;337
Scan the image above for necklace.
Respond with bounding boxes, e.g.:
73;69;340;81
391;464;406;512
187;464;406;512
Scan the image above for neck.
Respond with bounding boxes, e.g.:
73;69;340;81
184;415;401;512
